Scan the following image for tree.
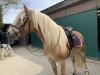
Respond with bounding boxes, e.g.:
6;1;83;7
0;0;21;28
0;6;3;28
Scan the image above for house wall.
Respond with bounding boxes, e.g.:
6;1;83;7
65;0;96;16
49;9;65;19
48;0;100;19
54;9;98;59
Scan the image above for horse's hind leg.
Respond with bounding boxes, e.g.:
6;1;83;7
60;60;66;75
81;54;89;75
71;56;76;75
48;57;57;75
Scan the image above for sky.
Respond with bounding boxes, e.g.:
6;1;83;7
3;0;63;23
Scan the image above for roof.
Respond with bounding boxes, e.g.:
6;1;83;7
42;0;90;14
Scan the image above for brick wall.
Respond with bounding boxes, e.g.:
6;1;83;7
49;9;65;19
66;0;96;16
48;0;100;19
94;0;100;8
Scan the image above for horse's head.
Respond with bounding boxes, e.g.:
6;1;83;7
7;4;34;39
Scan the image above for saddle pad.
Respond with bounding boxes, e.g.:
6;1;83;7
73;32;82;46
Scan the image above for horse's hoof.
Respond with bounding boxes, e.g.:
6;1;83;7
71;69;76;75
85;70;89;75
10;54;15;57
71;73;75;75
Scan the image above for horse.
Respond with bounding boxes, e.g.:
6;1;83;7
7;5;89;75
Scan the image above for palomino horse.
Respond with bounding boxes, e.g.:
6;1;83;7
7;5;89;75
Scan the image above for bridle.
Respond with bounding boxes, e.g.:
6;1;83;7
9;11;32;38
8;10;71;57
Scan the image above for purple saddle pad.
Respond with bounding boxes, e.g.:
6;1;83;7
73;32;82;46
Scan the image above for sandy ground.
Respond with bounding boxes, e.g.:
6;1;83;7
0;45;100;75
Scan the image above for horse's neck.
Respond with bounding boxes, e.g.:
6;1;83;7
31;11;60;48
33;28;45;45
33;25;59;48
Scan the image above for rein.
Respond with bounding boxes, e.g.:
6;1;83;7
8;11;70;57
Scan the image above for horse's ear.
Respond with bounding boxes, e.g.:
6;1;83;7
23;4;29;14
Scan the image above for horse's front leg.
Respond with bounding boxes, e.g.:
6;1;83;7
48;57;57;75
60;60;66;75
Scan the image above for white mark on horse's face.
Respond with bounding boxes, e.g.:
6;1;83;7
7;26;20;40
20;12;26;25
7;27;13;35
7;26;19;35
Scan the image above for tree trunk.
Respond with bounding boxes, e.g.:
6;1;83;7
0;6;3;29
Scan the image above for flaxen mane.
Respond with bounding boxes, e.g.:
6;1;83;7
12;9;68;56
8;5;89;75
12;10;25;25
31;10;68;55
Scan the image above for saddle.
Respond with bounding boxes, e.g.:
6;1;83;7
63;27;81;49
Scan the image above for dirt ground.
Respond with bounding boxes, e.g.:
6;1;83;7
0;45;100;75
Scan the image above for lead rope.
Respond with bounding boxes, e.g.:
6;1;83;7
24;15;44;56
25;25;61;57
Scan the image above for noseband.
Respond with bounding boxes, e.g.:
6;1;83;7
9;11;32;37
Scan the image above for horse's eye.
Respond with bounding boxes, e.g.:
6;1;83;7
22;18;26;21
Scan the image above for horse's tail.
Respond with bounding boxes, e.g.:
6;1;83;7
71;46;85;68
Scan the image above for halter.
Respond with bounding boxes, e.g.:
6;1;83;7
9;11;32;38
